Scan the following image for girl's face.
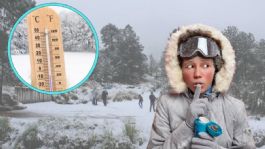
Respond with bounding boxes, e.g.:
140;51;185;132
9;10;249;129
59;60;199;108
181;56;215;93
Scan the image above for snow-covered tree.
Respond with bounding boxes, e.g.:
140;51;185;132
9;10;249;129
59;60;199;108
148;54;159;77
11;19;28;55
97;24;147;84
222;26;256;56
92;50;114;83
258;39;265;49
100;23;121;50
0;0;35;104
115;25;147;84
96;24;121;83
61;12;94;52
223;26;265;115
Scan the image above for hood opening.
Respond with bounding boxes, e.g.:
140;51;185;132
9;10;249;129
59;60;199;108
165;24;236;94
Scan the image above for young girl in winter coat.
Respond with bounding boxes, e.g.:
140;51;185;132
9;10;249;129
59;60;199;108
147;24;255;149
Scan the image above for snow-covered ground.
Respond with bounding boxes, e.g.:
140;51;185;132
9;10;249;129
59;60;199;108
3;100;265;148
1;84;158;148
1;83;265;148
1;83;160;148
11;52;96;88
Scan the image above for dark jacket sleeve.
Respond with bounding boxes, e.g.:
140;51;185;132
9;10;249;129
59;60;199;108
147;96;193;149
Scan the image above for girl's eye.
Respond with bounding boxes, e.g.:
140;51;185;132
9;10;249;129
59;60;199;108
203;64;209;68
186;64;193;69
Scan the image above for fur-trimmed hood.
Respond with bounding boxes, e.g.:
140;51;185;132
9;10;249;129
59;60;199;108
165;24;235;94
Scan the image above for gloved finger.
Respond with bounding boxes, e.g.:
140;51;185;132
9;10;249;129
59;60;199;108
192;100;209;109
191;144;211;149
194;103;208;110
191;102;207;110
193;84;201;100
195;99;210;110
192;108;205;117
195;98;210;105
192;104;208;114
192;137;213;146
198;132;214;141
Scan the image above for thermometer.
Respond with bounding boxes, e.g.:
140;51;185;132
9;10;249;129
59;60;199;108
27;7;67;91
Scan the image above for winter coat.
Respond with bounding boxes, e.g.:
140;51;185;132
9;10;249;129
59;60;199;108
150;94;156;103
147;92;255;149
102;90;108;100
139;95;143;102
147;24;256;149
93;90;98;98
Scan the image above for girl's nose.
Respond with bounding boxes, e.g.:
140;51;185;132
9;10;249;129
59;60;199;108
194;67;202;79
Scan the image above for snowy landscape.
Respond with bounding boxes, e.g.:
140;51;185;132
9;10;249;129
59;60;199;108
1;1;265;149
11;52;96;89
0;83;157;148
1;83;265;148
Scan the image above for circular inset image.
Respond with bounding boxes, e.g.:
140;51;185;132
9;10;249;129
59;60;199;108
8;3;99;95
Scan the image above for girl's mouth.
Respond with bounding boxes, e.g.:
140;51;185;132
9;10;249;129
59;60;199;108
193;83;204;91
193;83;203;87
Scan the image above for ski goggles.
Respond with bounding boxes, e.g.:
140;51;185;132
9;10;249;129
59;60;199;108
178;36;221;58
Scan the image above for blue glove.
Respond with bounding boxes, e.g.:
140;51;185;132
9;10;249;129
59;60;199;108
194;117;222;137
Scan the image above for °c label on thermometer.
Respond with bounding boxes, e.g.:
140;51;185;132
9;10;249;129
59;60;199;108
27;7;67;91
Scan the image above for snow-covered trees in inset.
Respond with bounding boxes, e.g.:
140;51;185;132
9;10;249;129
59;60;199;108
61;12;94;52
11;19;28;55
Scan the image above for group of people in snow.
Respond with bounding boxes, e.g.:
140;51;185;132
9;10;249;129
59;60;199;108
138;91;157;112
92;89;108;106
91;88;158;112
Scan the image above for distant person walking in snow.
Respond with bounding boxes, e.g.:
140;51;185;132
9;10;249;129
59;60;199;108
102;90;108;106
138;94;143;108
92;89;98;105
149;92;156;112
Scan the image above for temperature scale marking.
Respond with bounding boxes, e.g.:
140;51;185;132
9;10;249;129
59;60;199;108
27;7;67;91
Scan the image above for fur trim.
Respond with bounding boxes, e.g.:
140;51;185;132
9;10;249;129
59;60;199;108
165;24;235;94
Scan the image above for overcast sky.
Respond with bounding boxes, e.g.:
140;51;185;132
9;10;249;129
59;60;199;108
36;0;265;59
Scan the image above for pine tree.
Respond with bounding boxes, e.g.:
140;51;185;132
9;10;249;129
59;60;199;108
99;24;121;82
98;24;147;84
258;39;265;49
92;50;114;83
155;52;168;91
148;54;158;76
222;26;265;115
116;25;147;84
0;0;35;104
